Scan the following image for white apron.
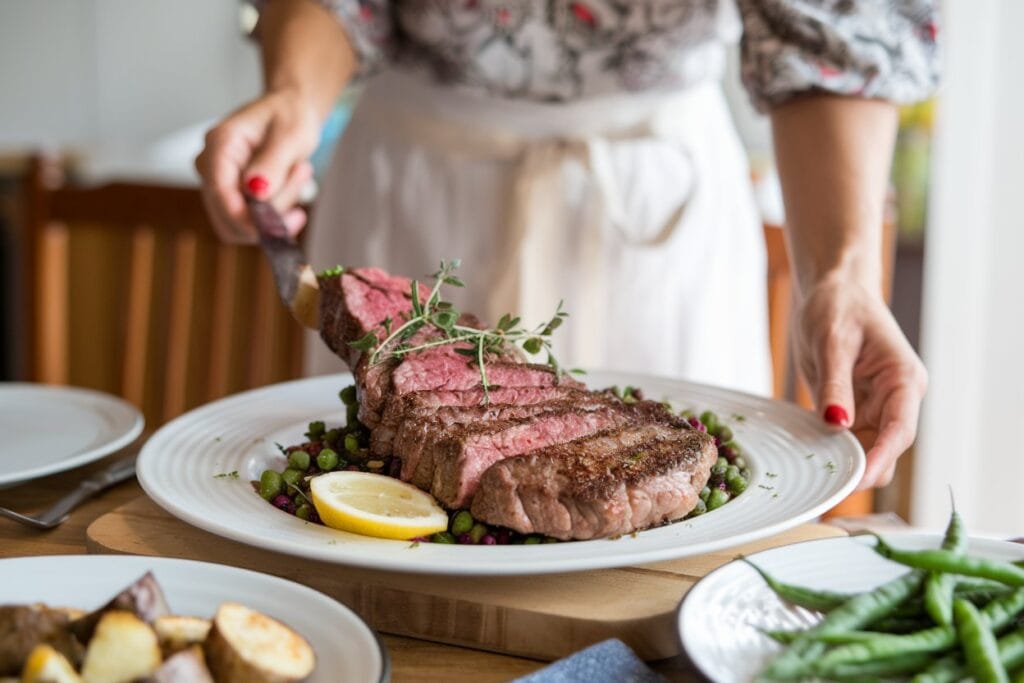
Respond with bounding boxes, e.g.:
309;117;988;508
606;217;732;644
305;70;772;396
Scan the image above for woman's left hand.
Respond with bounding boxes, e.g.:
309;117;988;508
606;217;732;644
794;277;928;489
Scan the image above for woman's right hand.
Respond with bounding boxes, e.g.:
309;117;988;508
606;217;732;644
195;88;321;244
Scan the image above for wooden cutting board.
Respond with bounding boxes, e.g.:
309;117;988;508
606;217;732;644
87;496;844;662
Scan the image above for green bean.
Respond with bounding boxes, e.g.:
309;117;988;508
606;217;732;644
870;616;937;634
346;402;359;425
925;507;967;626
744;559;853;612
306;420;326;439
893;586;1012;620
288;449;311;471
812;588;1024;668
1013;665;1024;683
818;651;936;680
760;570;926;680
954;598;1008;683
874;536;1024;586
914;626;1024;683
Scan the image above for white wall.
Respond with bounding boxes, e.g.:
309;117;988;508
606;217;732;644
0;0;261;148
914;0;1024;536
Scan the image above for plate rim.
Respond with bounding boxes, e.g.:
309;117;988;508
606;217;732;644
0;383;144;486
138;371;866;576
675;532;1024;683
0;553;390;683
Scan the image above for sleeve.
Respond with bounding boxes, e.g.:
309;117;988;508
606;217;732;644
736;0;940;112
251;0;394;77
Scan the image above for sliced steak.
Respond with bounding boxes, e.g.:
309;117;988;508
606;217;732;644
424;401;671;509
371;385;591;456
393;393;620;481
470;423;716;540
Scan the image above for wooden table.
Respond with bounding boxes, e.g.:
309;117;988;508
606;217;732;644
0;446;700;682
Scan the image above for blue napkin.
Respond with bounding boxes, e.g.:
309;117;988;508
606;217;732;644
512;639;665;683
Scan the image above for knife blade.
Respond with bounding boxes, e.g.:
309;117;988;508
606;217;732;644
246;197;321;329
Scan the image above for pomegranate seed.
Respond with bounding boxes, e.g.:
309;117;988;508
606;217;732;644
481;534;497;545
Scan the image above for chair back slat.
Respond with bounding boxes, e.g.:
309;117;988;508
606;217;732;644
162;230;198;424
35;221;70;385
122;225;156;407
207;243;238;399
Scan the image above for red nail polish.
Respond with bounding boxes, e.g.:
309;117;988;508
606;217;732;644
824;404;849;427
246;175;269;197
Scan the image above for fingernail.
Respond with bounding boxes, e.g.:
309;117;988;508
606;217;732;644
824;404;849;427
246;175;269;197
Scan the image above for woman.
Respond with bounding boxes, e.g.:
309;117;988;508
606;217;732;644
196;0;936;489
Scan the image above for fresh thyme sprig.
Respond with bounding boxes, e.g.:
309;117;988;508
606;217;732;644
348;260;574;399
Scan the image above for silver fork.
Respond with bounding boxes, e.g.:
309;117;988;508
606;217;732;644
0;456;137;529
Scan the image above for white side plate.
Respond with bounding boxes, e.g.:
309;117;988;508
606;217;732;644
0;383;143;487
0;554;388;683
678;533;1024;683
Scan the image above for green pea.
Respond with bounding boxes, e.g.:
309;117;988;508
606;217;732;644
689;498;708;517
717;425;734;442
295;504;313;521
344;433;360;454
339;385;357;406
725;440;743;455
346;403;359;425
712;457;728;477
282;468;304;487
306;420;325;439
707;488;731;510
733;456;747;470
523;536;542;545
431;531;456;544
258;470;284;500
469;523;489;544
288;449;311;471
317;448;339;471
700;410;719;433
451;510;474;536
699;486;711;502
727;472;748;495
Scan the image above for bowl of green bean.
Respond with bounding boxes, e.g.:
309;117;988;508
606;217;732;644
677;508;1024;682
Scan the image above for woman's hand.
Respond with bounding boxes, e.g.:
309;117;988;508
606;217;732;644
794;277;928;489
195;89;320;244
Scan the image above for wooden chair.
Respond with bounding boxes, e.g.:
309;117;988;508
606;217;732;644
20;156;305;429
764;209;898;516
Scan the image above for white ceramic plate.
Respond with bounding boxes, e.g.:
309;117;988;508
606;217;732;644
138;371;864;575
0;554;388;682
0;383;143;487
678;533;1024;683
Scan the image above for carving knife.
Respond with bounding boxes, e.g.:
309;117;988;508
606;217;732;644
246;197;321;330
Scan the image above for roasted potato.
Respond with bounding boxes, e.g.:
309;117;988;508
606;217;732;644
69;573;169;644
0;605;81;676
203;603;314;683
79;611;161;683
20;644;81;683
142;646;214;683
153;616;211;657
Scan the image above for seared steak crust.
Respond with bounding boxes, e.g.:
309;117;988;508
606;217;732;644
470;424;716;540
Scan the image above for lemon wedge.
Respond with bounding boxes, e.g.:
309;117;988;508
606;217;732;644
310;471;449;540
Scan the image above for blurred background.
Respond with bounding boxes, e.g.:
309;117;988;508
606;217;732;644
0;1;1020;534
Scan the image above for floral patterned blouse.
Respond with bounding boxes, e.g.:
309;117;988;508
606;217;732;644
301;0;938;110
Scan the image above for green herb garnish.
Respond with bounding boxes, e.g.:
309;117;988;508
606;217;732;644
318;264;344;279
213;471;239;480
349;260;570;401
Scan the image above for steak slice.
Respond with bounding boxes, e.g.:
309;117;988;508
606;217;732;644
424;401;672;509
371;385;591;456
392;393;619;481
470;423;716;540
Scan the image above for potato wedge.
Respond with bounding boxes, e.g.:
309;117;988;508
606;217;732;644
153;616;211;658
0;605;81;676
79;611;161;683
20;644;81;683
203;603;314;683
140;646;213;683
70;573;169;643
